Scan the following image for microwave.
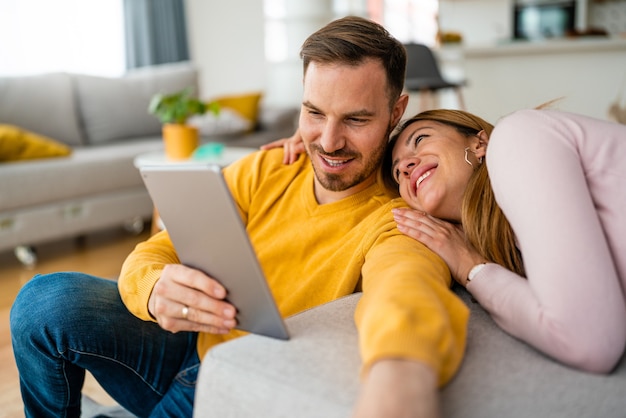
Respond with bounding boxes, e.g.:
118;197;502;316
513;0;577;40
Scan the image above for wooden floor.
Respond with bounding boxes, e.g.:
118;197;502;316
0;227;151;418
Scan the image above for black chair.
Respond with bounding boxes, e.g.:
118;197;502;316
403;43;466;111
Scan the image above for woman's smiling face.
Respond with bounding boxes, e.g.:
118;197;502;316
390;120;480;222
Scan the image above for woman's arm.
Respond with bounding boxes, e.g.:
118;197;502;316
260;129;305;164
476;109;626;373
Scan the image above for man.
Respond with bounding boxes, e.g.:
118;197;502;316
11;16;468;417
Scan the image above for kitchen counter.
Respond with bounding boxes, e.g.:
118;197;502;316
464;36;626;58
444;36;626;123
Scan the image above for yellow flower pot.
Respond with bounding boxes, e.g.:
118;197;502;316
162;123;199;161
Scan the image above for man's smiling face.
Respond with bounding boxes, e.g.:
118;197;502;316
299;59;402;204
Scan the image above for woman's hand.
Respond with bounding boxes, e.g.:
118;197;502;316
392;208;486;286
352;359;440;418
148;264;237;334
260;129;306;165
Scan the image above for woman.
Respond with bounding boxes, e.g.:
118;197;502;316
267;108;626;373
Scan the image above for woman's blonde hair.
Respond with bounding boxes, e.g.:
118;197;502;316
384;109;525;276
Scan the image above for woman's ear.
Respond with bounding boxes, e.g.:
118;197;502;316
474;130;489;161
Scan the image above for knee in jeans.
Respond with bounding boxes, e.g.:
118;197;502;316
10;273;76;339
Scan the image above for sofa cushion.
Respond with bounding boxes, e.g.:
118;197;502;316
0;124;72;162
197;106;299;150
0;138;163;213
188;92;264;137
442;286;626;417
214;91;263;131
0;73;84;146
196;294;361;418
188;109;253;137
195;287;626;418
74;62;198;145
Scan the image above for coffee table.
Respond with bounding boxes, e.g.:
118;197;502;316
133;145;257;168
134;145;257;234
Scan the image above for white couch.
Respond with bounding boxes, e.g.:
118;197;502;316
81;284;626;417
0;62;298;265
194;286;626;417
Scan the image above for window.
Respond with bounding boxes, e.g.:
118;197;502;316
0;0;125;77
263;0;439;64
371;0;439;46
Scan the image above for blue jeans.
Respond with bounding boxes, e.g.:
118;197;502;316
10;272;200;418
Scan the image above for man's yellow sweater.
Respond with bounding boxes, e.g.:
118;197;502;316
118;149;469;386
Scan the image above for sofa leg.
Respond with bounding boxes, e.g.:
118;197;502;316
123;216;145;235
14;245;37;268
75;235;87;248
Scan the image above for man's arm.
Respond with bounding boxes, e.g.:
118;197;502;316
353;359;440;418
118;230;237;334
356;230;469;386
353;215;469;417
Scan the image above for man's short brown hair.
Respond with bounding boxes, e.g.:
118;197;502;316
300;16;406;111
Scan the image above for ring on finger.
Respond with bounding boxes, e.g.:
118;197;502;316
182;305;189;320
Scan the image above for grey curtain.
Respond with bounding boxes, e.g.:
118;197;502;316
124;0;190;69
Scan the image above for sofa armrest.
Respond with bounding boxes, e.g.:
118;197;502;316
257;106;299;133
194;293;362;418
441;286;626;417
194;287;626;418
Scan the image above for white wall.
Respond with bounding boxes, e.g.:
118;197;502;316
185;0;267;100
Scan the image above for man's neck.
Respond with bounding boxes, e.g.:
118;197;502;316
313;175;378;205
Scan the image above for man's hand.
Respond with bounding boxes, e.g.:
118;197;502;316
148;264;237;334
352;359;440;418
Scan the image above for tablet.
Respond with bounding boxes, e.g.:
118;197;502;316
140;164;289;340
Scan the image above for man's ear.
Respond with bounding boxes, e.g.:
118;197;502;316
391;94;409;126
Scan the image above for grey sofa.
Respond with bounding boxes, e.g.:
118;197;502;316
194;285;626;418
0;62;298;265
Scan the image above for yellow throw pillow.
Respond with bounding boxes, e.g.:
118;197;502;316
0;124;72;162
212;92;263;132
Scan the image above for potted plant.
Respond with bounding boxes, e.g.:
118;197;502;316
148;87;219;160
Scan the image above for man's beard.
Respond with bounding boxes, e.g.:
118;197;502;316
308;140;387;192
